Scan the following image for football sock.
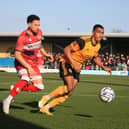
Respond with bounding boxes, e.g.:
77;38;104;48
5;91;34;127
45;95;68;108
10;80;28;97
5;95;13;102
49;85;68;98
21;83;40;92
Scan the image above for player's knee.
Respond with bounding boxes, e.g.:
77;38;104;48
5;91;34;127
21;76;30;82
67;84;73;92
34;84;44;90
67;83;76;93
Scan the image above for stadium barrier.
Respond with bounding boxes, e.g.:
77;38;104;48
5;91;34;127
81;70;128;76
0;58;14;66
0;67;128;76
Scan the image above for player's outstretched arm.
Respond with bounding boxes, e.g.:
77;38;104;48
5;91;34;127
93;56;112;75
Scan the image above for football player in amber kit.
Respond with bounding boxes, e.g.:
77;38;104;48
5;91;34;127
39;24;112;116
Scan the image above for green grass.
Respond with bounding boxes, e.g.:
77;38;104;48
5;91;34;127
0;72;129;129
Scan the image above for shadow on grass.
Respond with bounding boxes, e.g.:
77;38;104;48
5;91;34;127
10;105;25;110
0;102;49;129
23;101;72;114
0;102;25;113
0;88;9;91
22;101;38;108
22;101;40;114
30;107;55;114
74;113;93;118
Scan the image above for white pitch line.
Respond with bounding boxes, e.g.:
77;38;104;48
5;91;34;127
0;91;128;98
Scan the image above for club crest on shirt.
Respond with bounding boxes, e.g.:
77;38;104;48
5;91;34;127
86;48;89;51
38;36;42;39
94;50;97;53
28;38;32;42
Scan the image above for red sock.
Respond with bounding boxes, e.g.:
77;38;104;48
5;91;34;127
10;80;28;97
22;83;40;92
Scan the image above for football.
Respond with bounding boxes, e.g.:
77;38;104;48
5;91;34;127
99;87;115;102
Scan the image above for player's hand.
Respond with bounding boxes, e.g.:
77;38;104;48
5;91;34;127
103;67;112;75
27;66;36;76
48;55;54;62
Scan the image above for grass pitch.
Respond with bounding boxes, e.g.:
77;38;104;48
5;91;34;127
0;72;129;129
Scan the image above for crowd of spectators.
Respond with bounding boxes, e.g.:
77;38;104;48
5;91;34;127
41;53;61;69
42;52;129;71
1;51;129;71
83;52;129;71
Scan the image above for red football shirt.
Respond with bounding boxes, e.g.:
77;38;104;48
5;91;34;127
15;29;43;67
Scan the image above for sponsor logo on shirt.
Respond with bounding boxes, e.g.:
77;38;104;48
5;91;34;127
24;40;41;50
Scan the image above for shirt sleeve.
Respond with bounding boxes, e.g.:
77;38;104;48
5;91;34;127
70;38;85;51
15;36;25;52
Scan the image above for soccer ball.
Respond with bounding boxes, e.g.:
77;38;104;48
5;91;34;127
99;87;115;102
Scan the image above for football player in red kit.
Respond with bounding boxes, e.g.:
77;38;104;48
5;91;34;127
3;15;53;114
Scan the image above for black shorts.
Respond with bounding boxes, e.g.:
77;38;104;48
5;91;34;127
59;62;80;82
